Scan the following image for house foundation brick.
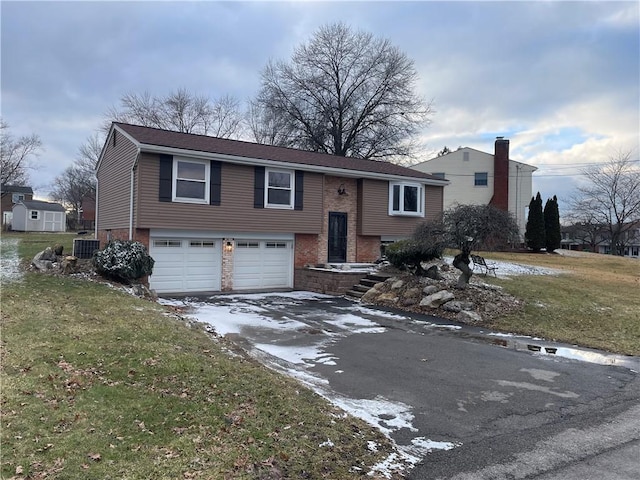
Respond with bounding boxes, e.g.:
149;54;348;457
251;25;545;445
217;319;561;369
98;228;150;249
295;233;319;267
356;235;381;262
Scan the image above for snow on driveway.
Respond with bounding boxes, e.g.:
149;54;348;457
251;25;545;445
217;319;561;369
156;257;568;476
160;291;461;477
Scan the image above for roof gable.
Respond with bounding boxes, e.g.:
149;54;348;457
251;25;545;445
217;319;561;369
113;123;444;183
1;185;34;195
17;200;66;212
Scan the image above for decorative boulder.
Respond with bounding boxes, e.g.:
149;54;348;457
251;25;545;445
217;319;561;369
420;290;455;308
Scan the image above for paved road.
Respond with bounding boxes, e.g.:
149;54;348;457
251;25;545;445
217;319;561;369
173;292;640;479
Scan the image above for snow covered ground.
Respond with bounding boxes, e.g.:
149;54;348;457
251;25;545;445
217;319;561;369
0;237;22;284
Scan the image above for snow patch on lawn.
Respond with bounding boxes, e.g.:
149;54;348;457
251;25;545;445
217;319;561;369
0;238;22;283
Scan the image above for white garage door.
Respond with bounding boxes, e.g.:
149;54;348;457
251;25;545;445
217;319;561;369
150;238;221;294
233;240;293;290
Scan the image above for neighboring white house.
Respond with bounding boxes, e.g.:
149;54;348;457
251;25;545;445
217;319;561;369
411;137;537;239
11;200;67;232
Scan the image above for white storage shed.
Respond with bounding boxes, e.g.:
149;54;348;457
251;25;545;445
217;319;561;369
12;200;67;232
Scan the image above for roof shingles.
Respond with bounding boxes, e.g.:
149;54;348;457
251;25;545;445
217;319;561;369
115;123;440;181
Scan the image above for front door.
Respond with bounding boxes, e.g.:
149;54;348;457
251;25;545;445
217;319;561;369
328;212;347;263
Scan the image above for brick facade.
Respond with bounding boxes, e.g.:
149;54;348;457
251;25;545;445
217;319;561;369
356;235;382;262
320;176;359;263
295;233;319;267
221;238;234;291
97;228;150;248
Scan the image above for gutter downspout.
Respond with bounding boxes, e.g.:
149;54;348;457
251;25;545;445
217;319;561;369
129;149;141;241
94;175;99;239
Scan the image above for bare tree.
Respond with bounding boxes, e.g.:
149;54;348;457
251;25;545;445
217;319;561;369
246;99;295;147
569;150;640;256
49;133;102;225
104;88;243;138
77;132;103;173
0;120;43;185
443;204;520;252
253;22;433;160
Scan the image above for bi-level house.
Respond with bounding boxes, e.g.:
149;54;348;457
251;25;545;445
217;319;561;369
96;123;447;294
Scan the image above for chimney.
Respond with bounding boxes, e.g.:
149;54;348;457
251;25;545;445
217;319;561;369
490;136;509;211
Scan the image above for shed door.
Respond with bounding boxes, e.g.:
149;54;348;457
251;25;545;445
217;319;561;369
44;211;63;231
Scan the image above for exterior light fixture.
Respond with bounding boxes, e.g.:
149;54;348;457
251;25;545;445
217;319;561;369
337;184;347;196
224;240;234;252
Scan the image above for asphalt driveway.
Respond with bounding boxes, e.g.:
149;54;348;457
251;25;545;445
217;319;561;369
160;292;640;479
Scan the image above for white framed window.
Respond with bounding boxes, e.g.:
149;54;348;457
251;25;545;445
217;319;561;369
266;242;287;249
474;172;488;186
265;168;294;209
12;193;25;203
189;240;215;248
237;241;260;248
153;239;182;247
389;182;424;217
173;158;210;204
30;210;39;220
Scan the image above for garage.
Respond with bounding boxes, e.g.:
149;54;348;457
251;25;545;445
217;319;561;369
149;238;221;294
233;240;293;290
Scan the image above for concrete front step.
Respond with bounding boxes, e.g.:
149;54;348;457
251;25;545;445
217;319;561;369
345;271;394;300
345;289;365;299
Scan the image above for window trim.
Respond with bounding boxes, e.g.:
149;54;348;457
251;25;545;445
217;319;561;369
388;182;425;217
172;157;210;204
30;210;39;220
474;172;488;187
264;168;294;209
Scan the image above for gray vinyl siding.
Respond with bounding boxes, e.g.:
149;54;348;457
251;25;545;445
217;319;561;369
96;132;138;230
357;179;444;236
135;154;323;234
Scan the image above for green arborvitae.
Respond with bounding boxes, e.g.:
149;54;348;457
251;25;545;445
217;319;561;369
544;195;561;252
525;192;546;252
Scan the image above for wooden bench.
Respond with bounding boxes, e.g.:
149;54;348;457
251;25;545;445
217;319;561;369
471;254;498;276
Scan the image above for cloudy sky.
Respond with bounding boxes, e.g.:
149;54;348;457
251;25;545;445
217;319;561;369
2;0;638;214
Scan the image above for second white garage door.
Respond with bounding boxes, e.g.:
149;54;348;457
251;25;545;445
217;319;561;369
149;238;221;294
233;240;293;290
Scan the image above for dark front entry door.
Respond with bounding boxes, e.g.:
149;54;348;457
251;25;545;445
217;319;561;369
328;212;347;263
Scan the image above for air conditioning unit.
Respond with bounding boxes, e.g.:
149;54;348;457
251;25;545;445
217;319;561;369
73;239;101;259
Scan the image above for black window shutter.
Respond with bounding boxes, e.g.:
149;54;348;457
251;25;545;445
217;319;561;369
210;161;221;206
159;154;173;202
254;166;265;208
294;170;304;210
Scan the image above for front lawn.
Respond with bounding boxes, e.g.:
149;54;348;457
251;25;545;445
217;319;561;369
480;250;640;356
1;233;396;479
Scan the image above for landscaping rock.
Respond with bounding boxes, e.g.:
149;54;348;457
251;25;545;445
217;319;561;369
457;310;483;324
391;279;405;290
420;290;455;308
424;264;443;280
377;292;399;303
442;300;475;313
404;287;422;298
422;285;439;295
